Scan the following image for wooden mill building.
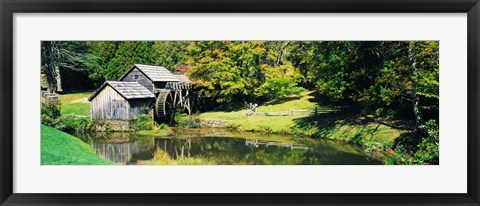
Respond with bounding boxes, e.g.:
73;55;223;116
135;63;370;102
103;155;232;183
88;64;193;124
88;81;155;120
118;64;184;93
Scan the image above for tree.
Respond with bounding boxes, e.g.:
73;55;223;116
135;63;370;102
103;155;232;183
408;41;423;131
86;41;119;85
87;41;157;81
186;41;305;108
288;41;438;122
41;41;85;93
186;41;267;105
152;41;190;71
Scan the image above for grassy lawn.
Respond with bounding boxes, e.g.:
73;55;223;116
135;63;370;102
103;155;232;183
181;91;406;150
197;91;323;121
61;103;90;116
41;124;113;165
189;91;332;134
58;91;92;116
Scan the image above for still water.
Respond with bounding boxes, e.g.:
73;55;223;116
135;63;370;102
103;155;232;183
79;128;383;165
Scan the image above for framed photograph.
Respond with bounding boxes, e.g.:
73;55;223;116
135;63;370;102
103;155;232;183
1;0;479;205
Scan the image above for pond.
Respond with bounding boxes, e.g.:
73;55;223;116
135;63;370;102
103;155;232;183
77;128;384;165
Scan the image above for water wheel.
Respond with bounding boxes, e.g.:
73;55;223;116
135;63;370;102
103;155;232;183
155;89;178;125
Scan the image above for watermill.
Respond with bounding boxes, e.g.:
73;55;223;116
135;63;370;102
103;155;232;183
90;64;195;125
154;81;193;125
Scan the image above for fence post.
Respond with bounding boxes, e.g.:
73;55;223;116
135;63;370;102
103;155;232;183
315;106;318;116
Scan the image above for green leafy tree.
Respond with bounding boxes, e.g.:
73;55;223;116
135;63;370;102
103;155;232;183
187;41;305;107
86;41;119;84
86;41;157;81
152;41;190;71
106;41;156;80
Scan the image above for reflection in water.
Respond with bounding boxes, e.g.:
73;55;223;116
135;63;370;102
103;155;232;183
245;139;309;150
83;129;383;165
92;142;155;165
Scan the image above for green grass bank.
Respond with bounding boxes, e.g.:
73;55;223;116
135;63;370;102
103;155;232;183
41;124;113;165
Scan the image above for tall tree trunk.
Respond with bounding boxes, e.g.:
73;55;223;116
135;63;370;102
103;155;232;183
408;41;423;132
274;41;290;67
42;42;58;94
55;66;63;93
44;64;56;94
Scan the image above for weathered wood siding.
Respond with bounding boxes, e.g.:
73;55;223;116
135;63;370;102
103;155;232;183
128;99;153;119
122;68;154;92
91;85;129;120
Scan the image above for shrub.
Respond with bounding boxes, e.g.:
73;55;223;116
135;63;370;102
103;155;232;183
54;115;90;134
387;120;439;165
41;100;61;126
130;114;153;131
413;120;439;164
178;116;201;128
157;123;170;130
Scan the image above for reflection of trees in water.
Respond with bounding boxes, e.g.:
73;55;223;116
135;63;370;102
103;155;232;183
88;131;383;165
166;129;317;164
154;137;382;165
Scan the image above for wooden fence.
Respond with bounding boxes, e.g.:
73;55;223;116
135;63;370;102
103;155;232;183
246;107;319;117
63;113;91;118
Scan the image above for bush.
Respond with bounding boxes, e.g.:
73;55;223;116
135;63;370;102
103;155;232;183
178;116;201;128
130;114;153;131
413;120;439;164
386;120;439;165
41;100;61;125
157;123;170;130
54;115;91;134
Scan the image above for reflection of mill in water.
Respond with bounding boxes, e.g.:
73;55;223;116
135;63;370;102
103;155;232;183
92;137;195;164
92;141;155;165
89;134;384;165
245;139;309;150
156;138;193;159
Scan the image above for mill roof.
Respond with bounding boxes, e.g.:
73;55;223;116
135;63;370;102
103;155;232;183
173;74;191;83
88;81;155;101
119;64;180;82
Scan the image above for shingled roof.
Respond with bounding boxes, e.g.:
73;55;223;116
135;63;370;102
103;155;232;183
88;81;155;101
173;74;191;83
119;64;180;82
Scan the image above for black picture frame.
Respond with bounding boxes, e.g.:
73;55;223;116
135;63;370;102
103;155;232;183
1;0;479;205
